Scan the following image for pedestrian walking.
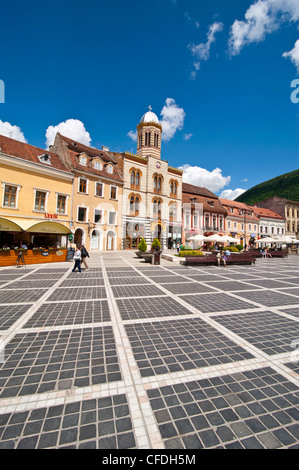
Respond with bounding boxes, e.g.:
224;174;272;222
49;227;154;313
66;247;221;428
81;244;90;270
176;241;180;253
72;246;82;273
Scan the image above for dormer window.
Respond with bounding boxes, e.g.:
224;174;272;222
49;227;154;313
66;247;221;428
38;153;52;165
107;165;113;174
94;160;102;170
79;155;87;165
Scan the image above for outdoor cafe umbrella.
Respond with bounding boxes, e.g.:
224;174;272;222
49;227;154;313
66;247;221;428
257;237;277;244
204;234;227;243
274;236;299;244
186;234;206;242
221;235;240;243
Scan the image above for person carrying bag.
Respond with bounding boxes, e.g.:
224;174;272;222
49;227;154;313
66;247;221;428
72;246;82;273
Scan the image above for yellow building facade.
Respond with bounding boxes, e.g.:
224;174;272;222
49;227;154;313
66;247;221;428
52;133;124;251
0;136;73;249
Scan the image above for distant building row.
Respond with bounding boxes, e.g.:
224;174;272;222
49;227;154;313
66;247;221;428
0;107;297;252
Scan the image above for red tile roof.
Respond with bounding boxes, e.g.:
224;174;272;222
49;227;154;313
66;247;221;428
220;198;259;221
251;206;285;220
182;194;227;215
58;134;123;183
182;182;218;198
0;134;71;173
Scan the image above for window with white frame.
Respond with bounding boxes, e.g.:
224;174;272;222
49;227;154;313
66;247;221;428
34;190;48;212
56;194;67;214
227;221;231;230
254;225;257;232
94;209;103;224
95;182;104;197
78;177;88;194
107;165;113;174
2;184;20;208
248;224;252;231
109;211;116;225
234;222;237;229
110;185;117;200
193;212;199;229
78;207;87;222
241;223;244;231
79;155;87;165
94;161;102;170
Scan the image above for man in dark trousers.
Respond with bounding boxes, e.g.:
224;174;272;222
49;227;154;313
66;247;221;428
81;244;90;270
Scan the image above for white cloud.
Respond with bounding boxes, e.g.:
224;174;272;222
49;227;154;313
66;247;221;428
179;164;231;193
219;188;247;200
283;39;299;72
229;0;299;56
45;119;91;148
184;133;193;140
160;98;185;142
188;22;223;78
127;130;137;142
241;178;248;182
0;120;27;143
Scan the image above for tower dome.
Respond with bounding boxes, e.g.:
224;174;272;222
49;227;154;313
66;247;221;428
137;105;162;160
140;106;159;124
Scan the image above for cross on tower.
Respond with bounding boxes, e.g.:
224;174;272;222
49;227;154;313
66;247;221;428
148;105;152;112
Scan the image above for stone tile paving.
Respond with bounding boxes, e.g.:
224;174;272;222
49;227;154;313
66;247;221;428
0;305;33;331
23;300;111;328
0;253;298;449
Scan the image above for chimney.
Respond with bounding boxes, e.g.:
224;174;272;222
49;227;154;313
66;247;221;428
102;146;109;152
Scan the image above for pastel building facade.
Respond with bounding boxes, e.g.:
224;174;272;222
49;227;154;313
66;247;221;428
52;133;124;251
251;206;285;238
220;198;260;247
254;197;298;238
0;135;73;250
182;183;227;245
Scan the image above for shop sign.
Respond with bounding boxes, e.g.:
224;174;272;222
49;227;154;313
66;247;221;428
41;251;49;256
56;250;63;256
45;213;58;219
68;234;74;242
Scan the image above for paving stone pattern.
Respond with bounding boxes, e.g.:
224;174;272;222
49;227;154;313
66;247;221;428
0;254;299;449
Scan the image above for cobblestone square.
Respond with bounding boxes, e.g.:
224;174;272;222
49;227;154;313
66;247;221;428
0;253;298;449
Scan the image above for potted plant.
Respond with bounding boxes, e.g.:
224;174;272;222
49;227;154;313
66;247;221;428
136;238;148;258
151;238;161;252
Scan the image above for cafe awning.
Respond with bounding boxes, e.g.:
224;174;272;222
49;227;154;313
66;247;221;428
0;217;23;232
0;218;71;235
26;221;72;235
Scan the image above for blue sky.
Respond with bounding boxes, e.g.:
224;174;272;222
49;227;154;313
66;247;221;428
0;0;298;199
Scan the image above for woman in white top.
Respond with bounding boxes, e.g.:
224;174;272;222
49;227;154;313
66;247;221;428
72;247;82;273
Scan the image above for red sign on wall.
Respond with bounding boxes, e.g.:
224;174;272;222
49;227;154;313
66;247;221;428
44;213;58;219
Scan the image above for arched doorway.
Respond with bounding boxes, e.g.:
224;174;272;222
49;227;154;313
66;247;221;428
90;229;102;251
74;228;84;247
107;230;116;251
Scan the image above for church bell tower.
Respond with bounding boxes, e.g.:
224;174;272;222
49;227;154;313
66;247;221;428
137;106;162;160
